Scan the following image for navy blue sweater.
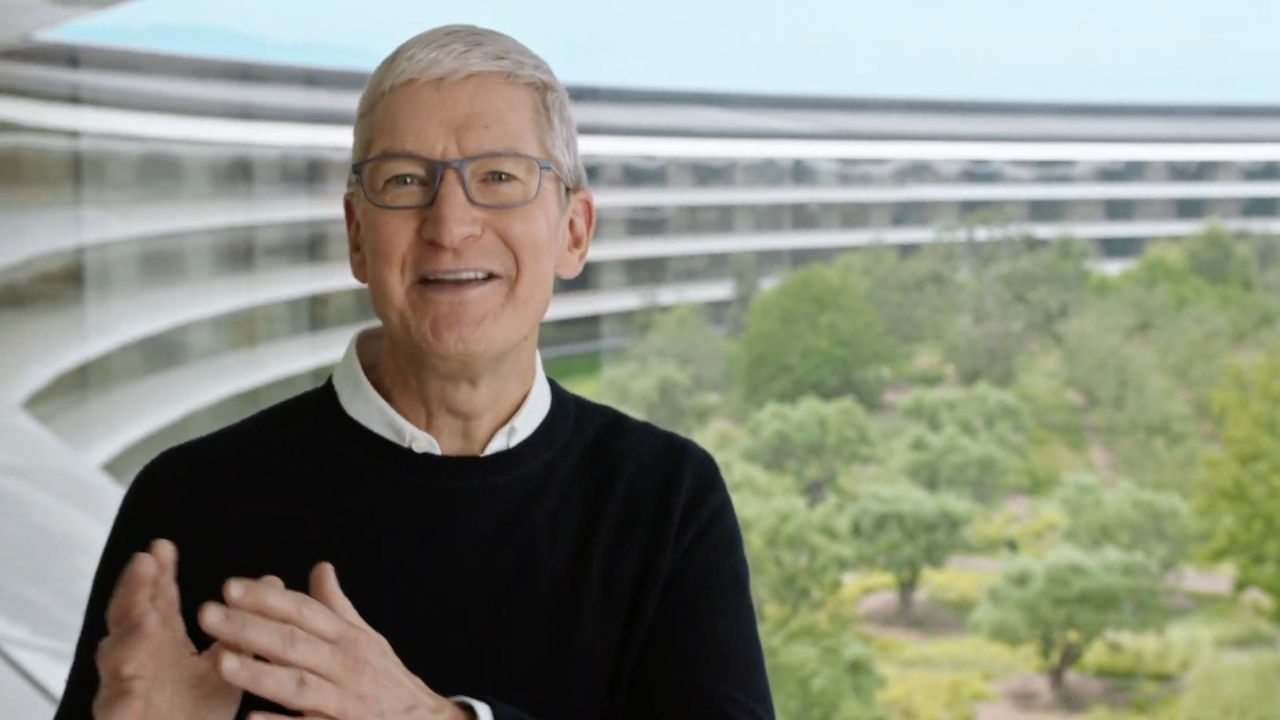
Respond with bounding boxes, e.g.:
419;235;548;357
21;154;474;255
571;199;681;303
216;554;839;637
54;379;774;720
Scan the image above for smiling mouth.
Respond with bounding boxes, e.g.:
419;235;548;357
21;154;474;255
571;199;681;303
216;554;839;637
419;270;498;286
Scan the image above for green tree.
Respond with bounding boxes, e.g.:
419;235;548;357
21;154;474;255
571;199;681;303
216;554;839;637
597;305;729;433
942;236;1091;385
898;383;1030;445
1196;353;1280;618
722;458;885;719
969;546;1166;706
759;609;884;720
734;489;853;613
725;252;762;336
622;304;730;393
1181;223;1258;291
597;359;713;435
1060;304;1202;492
1056;474;1195;573
902;427;1023;503
1102;226;1275;339
996;237;1092;346
837;246;962;346
897;384;1042;501
734;261;899;409
847;483;974;615
740;395;878;501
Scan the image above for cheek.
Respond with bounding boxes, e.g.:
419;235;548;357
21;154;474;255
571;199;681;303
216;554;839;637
505;219;561;283
363;224;417;275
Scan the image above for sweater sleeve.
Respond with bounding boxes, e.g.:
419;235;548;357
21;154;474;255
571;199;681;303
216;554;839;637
484;449;775;720
52;457;172;720
618;450;775;720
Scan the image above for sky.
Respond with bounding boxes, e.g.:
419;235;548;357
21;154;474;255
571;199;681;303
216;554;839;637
42;0;1280;105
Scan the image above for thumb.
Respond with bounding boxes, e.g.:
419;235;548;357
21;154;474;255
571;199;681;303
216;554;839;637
309;562;371;630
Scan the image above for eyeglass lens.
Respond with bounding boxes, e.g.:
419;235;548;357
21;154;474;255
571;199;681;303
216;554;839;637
361;155;543;208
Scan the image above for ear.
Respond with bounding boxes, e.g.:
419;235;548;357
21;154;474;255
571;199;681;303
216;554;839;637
554;189;595;280
344;192;370;285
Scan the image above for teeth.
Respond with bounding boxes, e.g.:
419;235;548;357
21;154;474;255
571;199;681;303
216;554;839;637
428;271;491;281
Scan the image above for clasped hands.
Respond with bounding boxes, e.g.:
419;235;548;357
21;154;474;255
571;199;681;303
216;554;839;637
93;539;471;720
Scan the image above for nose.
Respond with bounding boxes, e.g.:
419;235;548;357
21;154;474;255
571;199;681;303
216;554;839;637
418;166;482;249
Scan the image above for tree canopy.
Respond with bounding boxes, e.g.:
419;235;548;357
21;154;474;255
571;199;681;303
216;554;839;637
847;482;974;614
740;395;879;500
733;261;900;409
1197;353;1280;618
970;545;1166;703
1056;473;1196;573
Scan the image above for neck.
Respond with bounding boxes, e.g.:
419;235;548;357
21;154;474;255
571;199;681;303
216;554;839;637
360;328;538;456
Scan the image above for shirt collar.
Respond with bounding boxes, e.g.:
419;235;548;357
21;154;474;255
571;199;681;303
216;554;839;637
332;327;551;457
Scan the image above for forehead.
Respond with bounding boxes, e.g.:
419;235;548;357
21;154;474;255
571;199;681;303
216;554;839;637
366;75;547;158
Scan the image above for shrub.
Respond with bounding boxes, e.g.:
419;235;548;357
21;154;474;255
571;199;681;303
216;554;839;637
881;635;1037;679
877;668;992;720
1077;630;1205;680
1171;601;1279;650
1176;651;1280;720
920;567;999;615
836;571;898;608
971;503;1067;556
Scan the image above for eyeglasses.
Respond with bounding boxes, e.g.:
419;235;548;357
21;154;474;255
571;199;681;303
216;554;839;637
351;152;563;210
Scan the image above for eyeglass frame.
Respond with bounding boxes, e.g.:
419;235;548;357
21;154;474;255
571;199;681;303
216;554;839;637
350;151;567;210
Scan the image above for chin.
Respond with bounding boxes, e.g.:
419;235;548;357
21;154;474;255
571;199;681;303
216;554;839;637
413;323;513;361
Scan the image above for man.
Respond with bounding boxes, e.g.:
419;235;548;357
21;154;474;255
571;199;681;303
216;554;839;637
54;24;774;720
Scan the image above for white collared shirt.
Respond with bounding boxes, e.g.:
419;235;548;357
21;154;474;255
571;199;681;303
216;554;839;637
332;327;552;456
330;328;547;720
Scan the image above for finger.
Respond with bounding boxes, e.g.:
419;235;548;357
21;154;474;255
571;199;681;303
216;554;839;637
222;576;349;642
93;681;148;720
94;629;155;682
217;650;342;719
106;552;158;633
309;562;371;630
198;601;338;678
149;539;183;624
201;575;288;661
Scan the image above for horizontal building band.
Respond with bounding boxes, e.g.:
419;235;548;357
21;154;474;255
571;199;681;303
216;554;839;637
587;217;1280;261
10;44;1280;142
45;322;369;466
10;215;1279;406
1;264;358;403
592;180;1280;208
7;93;1280;162
0;196;340;275
5;182;1279;273
46;278;740;467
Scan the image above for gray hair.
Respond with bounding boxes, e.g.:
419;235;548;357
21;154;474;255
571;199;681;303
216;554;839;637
349;25;587;194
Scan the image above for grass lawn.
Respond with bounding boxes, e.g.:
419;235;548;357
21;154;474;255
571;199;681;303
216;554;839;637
544;353;603;399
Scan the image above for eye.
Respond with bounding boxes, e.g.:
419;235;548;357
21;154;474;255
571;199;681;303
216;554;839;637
482;170;516;183
388;174;427;187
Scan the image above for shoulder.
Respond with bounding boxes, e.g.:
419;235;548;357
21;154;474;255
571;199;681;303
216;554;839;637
564;385;720;476
138;381;337;482
556;384;728;511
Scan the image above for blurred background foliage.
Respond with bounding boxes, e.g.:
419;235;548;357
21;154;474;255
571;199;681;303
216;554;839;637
557;225;1280;719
